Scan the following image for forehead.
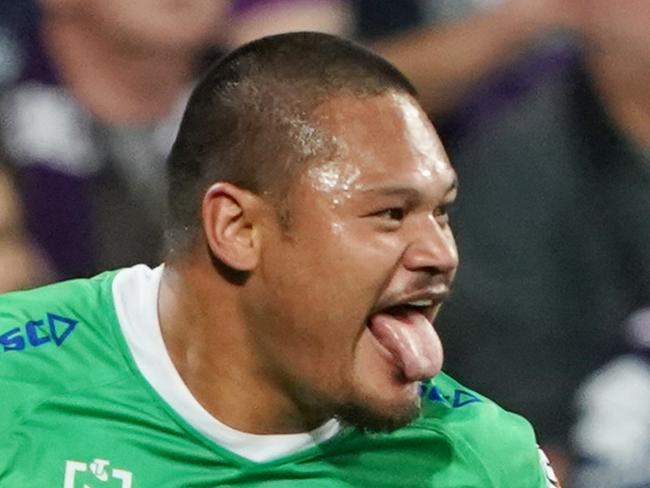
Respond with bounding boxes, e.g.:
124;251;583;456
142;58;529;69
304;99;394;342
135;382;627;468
307;92;455;193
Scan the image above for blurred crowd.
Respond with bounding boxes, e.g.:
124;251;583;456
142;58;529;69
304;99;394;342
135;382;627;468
0;1;648;486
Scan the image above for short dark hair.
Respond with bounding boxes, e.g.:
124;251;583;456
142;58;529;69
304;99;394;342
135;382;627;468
165;31;417;253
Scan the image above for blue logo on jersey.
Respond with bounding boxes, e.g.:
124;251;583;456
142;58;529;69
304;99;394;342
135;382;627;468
0;313;78;352
419;384;482;408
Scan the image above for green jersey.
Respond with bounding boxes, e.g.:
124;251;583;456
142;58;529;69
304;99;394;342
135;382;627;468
0;265;555;487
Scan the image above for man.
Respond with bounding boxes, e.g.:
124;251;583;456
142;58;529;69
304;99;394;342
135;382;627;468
0;33;556;487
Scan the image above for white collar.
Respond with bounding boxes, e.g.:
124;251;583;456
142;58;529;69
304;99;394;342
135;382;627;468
112;264;341;462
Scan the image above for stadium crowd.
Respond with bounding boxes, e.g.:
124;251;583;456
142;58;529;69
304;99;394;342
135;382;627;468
0;1;648;486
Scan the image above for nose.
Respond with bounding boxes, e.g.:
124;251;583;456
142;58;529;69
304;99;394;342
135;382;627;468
402;215;458;274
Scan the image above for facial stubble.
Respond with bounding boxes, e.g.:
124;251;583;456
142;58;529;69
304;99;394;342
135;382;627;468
333;380;423;433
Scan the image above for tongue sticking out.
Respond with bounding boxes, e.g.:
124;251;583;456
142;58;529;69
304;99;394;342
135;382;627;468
368;309;442;382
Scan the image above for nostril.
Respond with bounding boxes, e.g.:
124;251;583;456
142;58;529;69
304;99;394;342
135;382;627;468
402;240;458;273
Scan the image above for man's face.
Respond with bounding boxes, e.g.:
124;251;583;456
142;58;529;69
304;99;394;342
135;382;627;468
77;0;229;53
251;93;458;431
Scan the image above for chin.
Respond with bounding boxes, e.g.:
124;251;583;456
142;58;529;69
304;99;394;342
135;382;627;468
334;383;423;433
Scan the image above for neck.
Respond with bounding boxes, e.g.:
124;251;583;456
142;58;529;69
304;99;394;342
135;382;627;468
159;256;329;435
43;16;195;124
587;53;650;149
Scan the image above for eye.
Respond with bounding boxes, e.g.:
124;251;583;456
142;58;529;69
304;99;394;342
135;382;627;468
434;205;450;225
376;207;405;221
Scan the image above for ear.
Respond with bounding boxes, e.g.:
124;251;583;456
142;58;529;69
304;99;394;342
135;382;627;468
202;183;261;271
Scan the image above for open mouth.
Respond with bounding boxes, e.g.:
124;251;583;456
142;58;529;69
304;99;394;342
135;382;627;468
377;302;434;320
366;298;443;383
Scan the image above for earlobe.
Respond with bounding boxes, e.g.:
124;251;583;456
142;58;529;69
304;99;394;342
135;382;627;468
202;183;260;271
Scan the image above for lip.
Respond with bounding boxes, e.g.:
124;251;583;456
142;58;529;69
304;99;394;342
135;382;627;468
369;287;450;324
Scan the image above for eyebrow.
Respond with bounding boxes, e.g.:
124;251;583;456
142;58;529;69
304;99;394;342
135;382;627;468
360;176;458;199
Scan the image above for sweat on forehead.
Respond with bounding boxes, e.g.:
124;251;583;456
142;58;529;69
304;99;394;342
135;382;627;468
165;32;418;252
217;75;341;169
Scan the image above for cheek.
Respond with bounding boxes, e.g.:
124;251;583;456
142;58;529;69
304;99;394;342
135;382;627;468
260;212;406;358
259;239;374;365
314;229;398;309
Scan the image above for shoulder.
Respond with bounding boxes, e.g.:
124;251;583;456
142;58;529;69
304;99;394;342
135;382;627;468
0;270;119;353
418;372;536;442
0;270;126;429
415;372;550;487
0;268;122;368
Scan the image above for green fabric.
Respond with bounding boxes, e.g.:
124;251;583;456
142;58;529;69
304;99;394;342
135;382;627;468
0;272;548;487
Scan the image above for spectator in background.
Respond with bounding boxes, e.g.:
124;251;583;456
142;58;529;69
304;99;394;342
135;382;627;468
226;0;581;116
572;306;650;488
0;0;229;280
0;0;39;89
435;0;650;480
371;0;581;116
225;0;354;47
0;159;51;292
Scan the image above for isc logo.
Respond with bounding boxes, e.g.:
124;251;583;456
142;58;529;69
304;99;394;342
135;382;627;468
0;313;77;352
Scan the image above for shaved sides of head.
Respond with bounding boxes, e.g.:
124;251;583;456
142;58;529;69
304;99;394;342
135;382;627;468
165;32;417;253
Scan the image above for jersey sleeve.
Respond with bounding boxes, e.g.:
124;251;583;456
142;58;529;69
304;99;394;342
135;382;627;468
470;399;552;487
420;372;558;487
0;272;121;472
